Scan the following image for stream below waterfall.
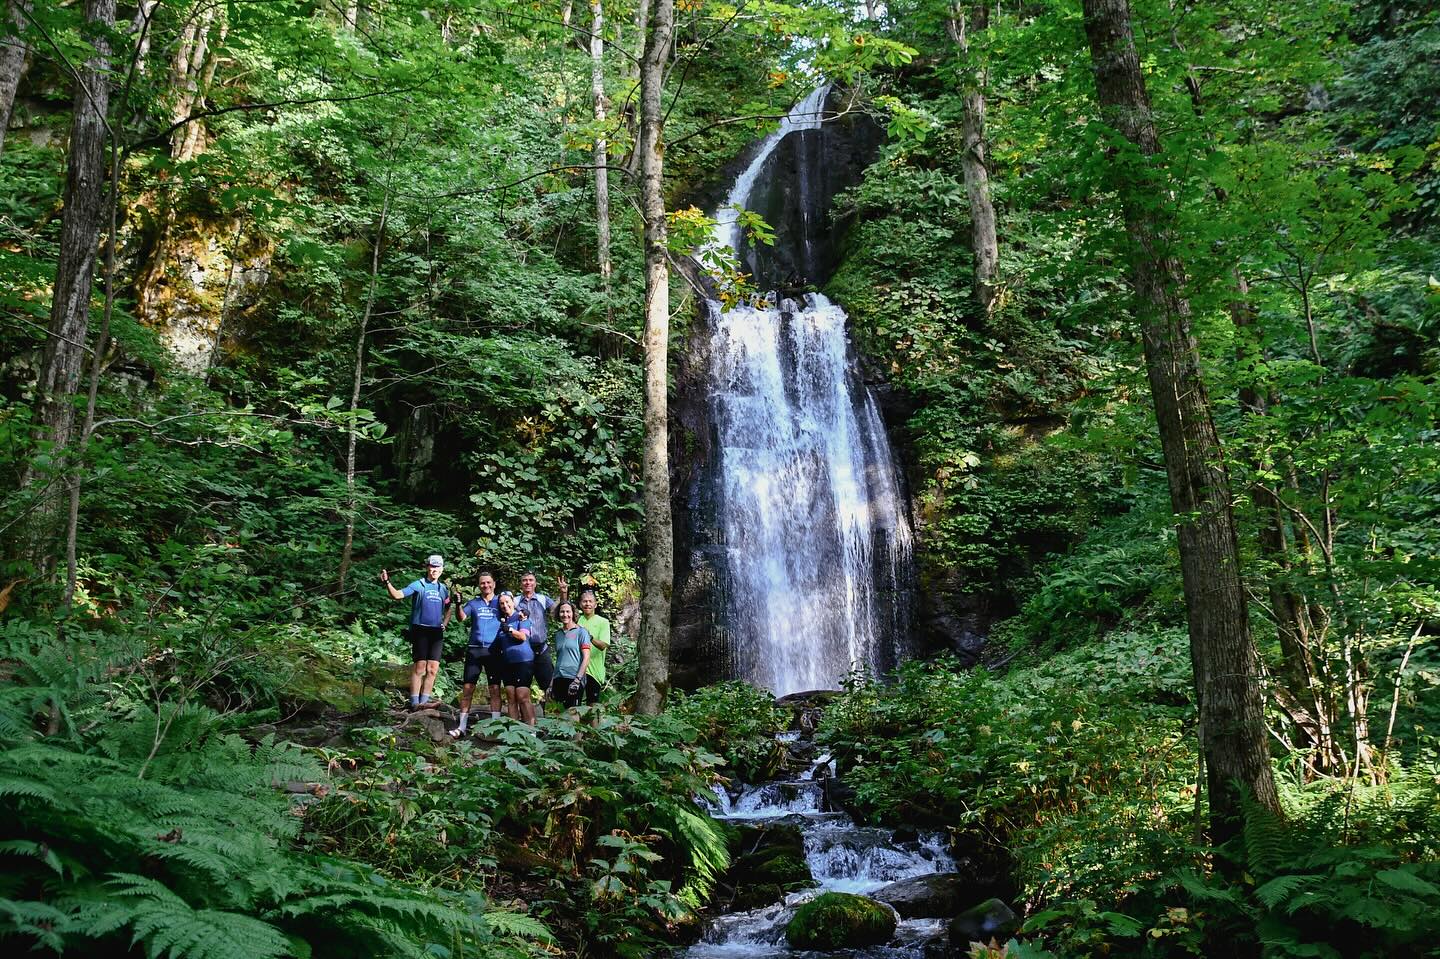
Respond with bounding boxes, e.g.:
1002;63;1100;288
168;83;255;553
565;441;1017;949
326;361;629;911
683;719;1014;959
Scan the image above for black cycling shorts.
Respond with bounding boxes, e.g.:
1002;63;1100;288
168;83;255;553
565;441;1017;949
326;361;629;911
550;675;584;709
505;659;535;689
532;650;555;691
584;673;602;706
463;646;502;686
409;625;444;663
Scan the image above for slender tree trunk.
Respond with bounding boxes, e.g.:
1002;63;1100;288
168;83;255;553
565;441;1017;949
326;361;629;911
590;0;612;324
1081;0;1280;841
130;0;158;73
343;0;360;32
29;0;115;567
947;4;998;314
634;0;674;716
337;189;391;595
62;115;123;614
619;0;650;167
0;0;32;158
169;6;226;161
1230;271;1331;756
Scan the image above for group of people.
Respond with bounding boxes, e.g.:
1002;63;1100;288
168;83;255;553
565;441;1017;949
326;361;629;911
379;555;611;734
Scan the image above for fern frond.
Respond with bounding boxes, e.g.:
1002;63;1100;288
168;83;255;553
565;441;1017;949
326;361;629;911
483;908;553;942
128;902;291;959
1254;873;1321;909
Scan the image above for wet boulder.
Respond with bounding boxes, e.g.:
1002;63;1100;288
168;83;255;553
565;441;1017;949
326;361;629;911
873;860;1016;920
947;898;1020;950
872;873;973;920
786;892;897;950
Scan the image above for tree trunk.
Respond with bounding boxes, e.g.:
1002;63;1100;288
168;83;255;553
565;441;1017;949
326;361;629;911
947;4;998;314
590;0;613;326
0;0;31;158
1231;275;1338;771
62;113;123;614
169;6;226;161
1081;0;1280;841
1176;50;1334;776
130;0;158;73
619;0;650;162
337;189;391;596
634;0;674;716
29;0;115;563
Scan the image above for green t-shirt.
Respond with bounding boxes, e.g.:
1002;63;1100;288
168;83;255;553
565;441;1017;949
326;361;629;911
578;613;611;684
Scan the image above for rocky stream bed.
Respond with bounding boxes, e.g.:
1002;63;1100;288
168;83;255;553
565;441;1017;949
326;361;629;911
687;703;1022;958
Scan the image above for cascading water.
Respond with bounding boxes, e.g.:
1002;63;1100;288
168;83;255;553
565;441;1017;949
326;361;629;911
701;87;914;697
685;729;958;958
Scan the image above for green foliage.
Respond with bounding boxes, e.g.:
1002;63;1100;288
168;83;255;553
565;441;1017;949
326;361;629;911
667;681;790;781
306;710;729;955
0;627;532;959
822;629;1197;872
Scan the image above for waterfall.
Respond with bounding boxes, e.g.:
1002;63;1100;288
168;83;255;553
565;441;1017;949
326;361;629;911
700;88;914;697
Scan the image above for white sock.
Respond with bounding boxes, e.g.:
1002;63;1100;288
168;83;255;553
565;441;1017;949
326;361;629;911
490;711;501;719
458;711;469;732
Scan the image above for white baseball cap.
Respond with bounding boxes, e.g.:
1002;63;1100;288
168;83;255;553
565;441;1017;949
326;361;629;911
426;554;444;568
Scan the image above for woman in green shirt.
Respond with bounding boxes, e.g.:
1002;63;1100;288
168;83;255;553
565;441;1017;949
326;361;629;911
577;589;611;706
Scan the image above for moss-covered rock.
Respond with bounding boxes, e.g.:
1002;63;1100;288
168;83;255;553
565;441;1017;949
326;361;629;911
786;892;896;950
722;823;814;910
745;850;812;886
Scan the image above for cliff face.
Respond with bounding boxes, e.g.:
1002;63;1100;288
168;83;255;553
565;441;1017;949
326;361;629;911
733;97;885;292
669;90;891;691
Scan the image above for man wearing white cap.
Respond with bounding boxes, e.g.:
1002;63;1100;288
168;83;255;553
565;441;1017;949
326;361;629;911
380;555;451;709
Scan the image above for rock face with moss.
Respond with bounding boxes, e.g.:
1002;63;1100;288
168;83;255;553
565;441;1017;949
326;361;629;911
785;892;896;950
719;821;814;911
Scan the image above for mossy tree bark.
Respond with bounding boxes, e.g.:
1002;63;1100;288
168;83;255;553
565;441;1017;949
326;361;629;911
28;0;115;572
634;0;674;716
0;0;32;158
946;3;998;315
1081;0;1281;841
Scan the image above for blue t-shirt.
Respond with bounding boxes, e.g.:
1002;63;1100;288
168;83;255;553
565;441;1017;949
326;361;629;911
401;579;449;627
461;596;501;648
554;626;592;680
500;613;534;664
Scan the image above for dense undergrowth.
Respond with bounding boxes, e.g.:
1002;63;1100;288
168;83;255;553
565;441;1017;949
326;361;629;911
821;632;1440;957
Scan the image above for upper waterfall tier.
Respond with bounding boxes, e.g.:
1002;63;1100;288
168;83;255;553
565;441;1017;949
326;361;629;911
710;85;832;258
700;86;884;292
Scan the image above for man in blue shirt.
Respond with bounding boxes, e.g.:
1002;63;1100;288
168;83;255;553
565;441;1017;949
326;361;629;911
516;571;569;707
380;554;451;709
451;571;502;736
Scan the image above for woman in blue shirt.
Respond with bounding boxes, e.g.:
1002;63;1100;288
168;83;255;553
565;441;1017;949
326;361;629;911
497;592;536;725
550;601;592;713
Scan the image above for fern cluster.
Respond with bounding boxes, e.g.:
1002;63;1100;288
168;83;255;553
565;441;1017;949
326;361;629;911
0;624;547;958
